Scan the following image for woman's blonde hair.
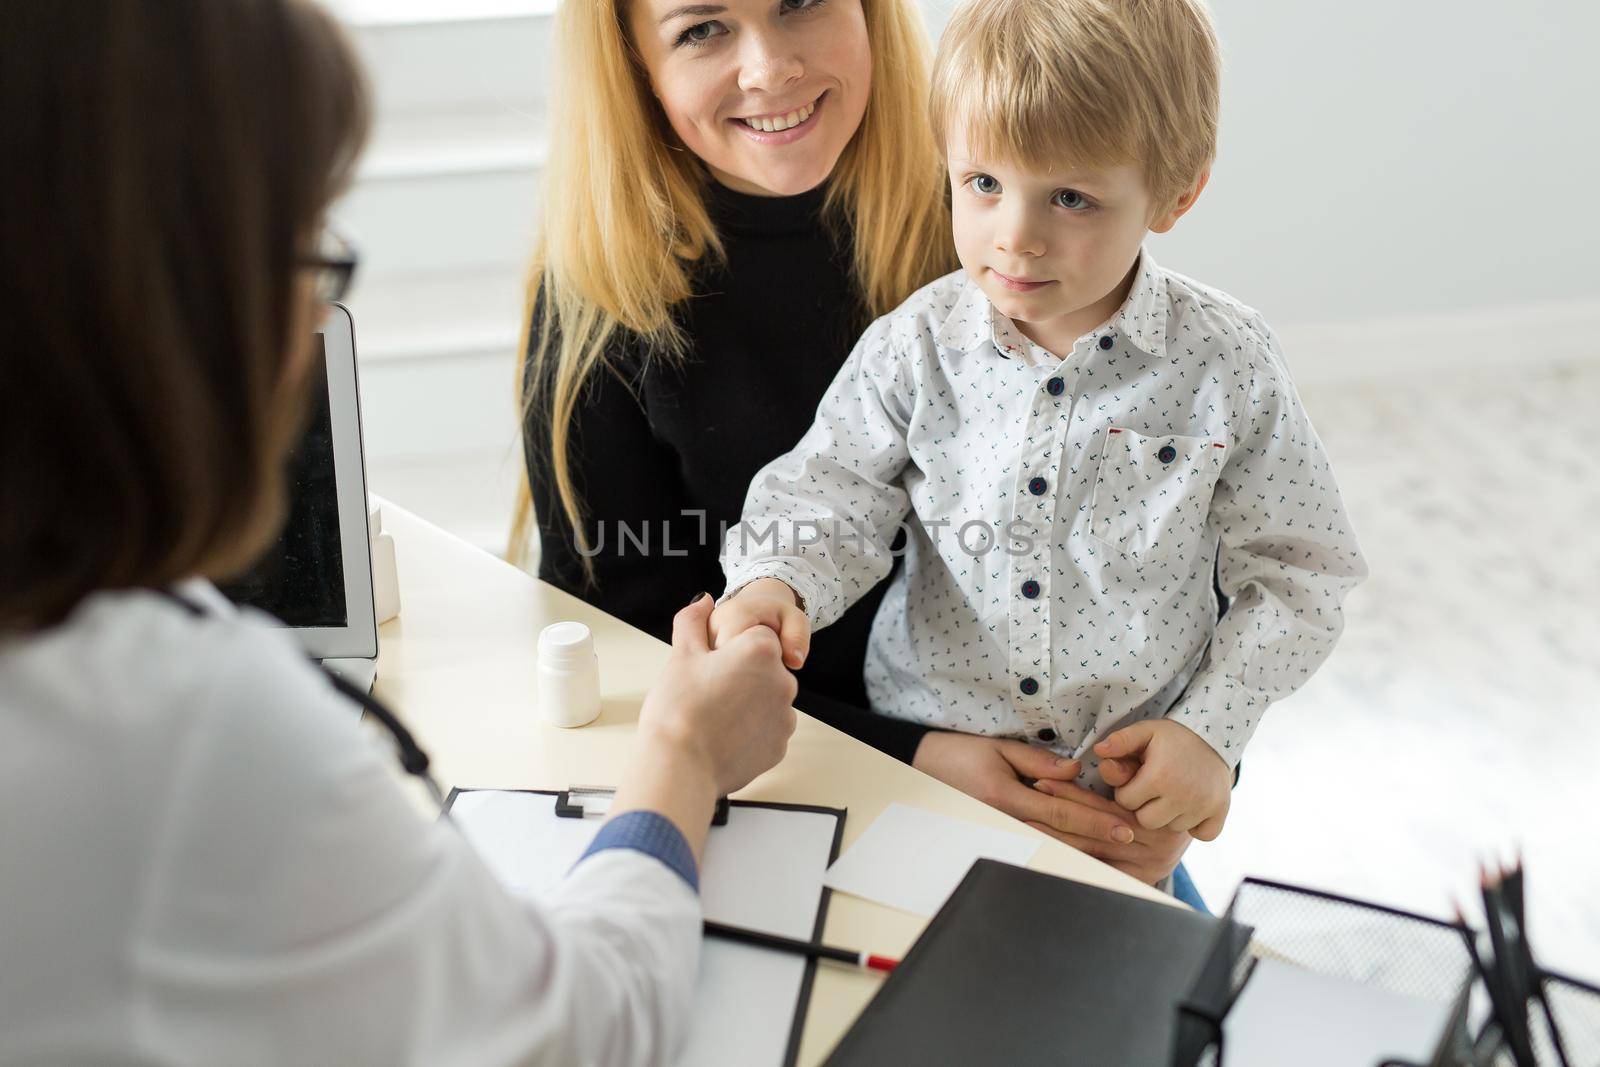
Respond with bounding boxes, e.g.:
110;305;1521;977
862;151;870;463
929;0;1220;214
509;0;955;576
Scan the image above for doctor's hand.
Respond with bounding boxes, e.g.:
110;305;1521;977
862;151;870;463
708;577;810;670
636;592;799;797
911;733;1138;847
1092;719;1232;840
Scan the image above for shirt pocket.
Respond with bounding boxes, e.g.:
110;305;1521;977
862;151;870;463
1087;428;1227;564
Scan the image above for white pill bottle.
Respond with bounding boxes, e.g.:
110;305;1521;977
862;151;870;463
536;622;602;728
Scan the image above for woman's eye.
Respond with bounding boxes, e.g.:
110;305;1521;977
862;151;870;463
674;19;727;47
779;0;826;11
1055;189;1090;210
972;175;1000;195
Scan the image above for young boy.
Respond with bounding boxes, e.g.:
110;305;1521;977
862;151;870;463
714;0;1366;849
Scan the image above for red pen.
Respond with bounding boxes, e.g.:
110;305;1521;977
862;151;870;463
704;920;898;973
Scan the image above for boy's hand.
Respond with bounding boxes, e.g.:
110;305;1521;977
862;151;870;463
634;592;799;798
1092;720;1232;840
708;577;810;670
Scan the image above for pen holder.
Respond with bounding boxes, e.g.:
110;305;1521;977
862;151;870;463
1529;970;1600;1064
1466;968;1600;1067
1172;877;1476;1067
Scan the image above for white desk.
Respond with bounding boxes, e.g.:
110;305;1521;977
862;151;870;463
374;503;1174;1065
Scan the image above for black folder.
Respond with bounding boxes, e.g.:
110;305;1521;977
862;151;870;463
825;859;1241;1066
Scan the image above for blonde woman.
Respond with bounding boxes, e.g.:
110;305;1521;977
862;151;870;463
515;0;953;761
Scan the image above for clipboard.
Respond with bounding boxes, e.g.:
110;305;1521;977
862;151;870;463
444;787;846;1067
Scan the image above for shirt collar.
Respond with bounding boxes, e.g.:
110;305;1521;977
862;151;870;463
174;577;238;617
933;247;1169;361
933;277;999;355
1108;247;1168;358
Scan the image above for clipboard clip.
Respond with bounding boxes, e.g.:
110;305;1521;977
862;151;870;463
555;785;730;825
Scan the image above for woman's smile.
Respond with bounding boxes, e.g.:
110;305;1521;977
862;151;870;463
729;89;827;145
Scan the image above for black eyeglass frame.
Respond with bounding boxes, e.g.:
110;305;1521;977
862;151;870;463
299;225;359;305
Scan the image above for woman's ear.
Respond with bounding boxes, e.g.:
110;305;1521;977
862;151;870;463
1149;167;1211;234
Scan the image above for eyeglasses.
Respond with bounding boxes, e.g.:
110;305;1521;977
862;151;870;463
299;225;359;305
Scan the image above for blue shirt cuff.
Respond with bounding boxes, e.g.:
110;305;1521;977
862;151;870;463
576;810;699;892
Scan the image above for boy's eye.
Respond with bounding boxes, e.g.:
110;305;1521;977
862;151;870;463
971;174;1000;195
1054;189;1090;210
674;19;727;47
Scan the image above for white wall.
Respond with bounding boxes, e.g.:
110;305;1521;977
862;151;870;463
1150;0;1599;323
323;6;551;549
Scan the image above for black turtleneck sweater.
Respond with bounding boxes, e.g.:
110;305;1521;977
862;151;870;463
523;180;931;763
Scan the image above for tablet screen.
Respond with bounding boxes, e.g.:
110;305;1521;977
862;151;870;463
218;335;347;628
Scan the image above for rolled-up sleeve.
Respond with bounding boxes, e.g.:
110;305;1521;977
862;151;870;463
1165;324;1368;765
720;318;915;630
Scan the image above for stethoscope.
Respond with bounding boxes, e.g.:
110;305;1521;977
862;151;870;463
159;588;450;811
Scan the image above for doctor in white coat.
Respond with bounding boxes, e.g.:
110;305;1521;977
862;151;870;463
0;2;799;1064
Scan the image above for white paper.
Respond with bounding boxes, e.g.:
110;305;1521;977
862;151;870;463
821;802;1041;917
1222;958;1452;1067
449;790;839;1067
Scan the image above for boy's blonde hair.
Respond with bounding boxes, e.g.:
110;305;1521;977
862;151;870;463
930;0;1220;214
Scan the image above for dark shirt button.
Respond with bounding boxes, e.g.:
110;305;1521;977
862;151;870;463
1019;677;1040;696
1158;444;1177;463
1036;727;1057;743
1021;579;1040;599
1098;334;1115;350
1027;476;1048;495
1045;377;1065;396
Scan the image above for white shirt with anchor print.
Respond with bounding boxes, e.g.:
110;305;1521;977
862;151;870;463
721;248;1367;788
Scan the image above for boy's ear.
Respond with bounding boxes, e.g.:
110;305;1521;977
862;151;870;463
1149;168;1211;234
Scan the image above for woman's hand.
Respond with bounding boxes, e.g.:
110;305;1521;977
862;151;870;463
636;592;799;798
708;577;810;669
911;732;1139;846
1030;777;1194;885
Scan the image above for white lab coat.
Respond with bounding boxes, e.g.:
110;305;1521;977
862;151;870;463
0;581;700;1066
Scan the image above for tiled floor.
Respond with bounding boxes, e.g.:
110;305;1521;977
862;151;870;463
374;357;1600;979
1184;358;1600;978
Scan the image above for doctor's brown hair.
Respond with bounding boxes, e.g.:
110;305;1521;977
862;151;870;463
0;0;369;632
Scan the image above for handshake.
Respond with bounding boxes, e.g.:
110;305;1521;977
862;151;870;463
710;577;813;670
715;577;1232;846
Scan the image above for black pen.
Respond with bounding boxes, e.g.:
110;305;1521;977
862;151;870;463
703;920;899;973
